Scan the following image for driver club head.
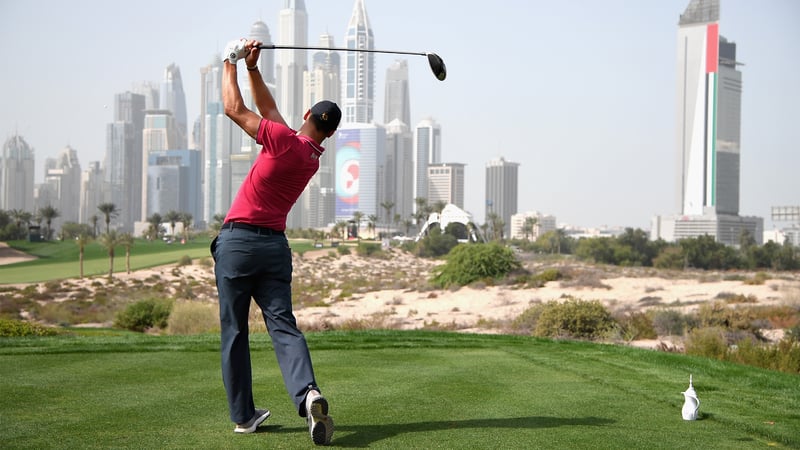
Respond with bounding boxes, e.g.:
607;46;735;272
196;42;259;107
427;53;447;81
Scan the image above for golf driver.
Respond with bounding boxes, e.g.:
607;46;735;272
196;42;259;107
257;44;447;81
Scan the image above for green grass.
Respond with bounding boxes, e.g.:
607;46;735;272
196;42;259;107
1;331;797;449
0;239;319;284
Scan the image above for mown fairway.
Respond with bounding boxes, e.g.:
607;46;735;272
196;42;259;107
1;331;798;449
0;239;320;284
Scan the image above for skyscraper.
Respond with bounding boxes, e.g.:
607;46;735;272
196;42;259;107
335;124;386;221
651;0;762;245
277;0;308;130
382;59;413;227
106;91;145;231
413;118;441;210
250;20;276;85
202;52;236;224
141;110;179;221
485;157;519;238
41;146;81;230
428;163;465;209
343;0;375;124
160;64;188;149
146;149;201;222
79;161;104;226
303;32;342;228
384;119;413;224
1;134;35;213
384;60;410;127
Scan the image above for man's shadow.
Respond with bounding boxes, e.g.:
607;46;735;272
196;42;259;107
263;415;615;447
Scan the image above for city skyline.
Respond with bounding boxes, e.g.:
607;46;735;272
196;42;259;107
1;1;798;230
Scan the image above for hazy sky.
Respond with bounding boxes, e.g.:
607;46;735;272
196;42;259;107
1;0;798;230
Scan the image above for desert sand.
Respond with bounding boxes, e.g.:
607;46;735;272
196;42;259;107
3;245;799;347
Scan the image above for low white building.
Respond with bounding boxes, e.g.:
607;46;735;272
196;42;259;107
509;211;556;240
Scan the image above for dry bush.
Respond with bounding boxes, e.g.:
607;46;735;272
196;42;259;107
167;301;219;335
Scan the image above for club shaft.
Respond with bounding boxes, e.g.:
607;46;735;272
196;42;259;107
258;44;427;57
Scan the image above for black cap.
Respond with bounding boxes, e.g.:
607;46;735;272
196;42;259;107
310;100;342;133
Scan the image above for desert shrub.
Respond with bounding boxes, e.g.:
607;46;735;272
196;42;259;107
685;326;728;360
415;227;458;258
510;302;545;334
0;319;61;337
177;255;193;267
336;245;351;255
715;292;757;304
167;301;218;335
612;311;657;341
743;272;769;285
533;297;615;340
0;294;36;320
114;298;173;332
431;243;521;288
787;324;800;342
695;301;760;334
526;268;563;288
652;246;685;270
726;337;800;374
356;242;387;258
650;309;690;336
36;299;115;326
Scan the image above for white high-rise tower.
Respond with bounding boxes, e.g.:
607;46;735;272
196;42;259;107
277;0;308;130
343;0;375;124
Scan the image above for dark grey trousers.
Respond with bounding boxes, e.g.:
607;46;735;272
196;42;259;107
211;228;319;423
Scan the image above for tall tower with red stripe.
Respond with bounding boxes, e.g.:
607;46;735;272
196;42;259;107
676;0;742;217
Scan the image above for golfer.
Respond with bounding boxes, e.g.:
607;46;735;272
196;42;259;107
211;38;339;446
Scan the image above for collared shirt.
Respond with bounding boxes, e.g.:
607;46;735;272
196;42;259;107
225;119;324;231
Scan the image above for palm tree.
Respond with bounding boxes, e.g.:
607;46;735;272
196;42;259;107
163;210;181;237
118;233;135;274
367;214;378;239
75;233;92;279
146;213;163;241
209;213;226;237
351;211;364;240
97;203;118;234
178;212;193;241
432;200;447;214
89;215;100;237
380;201;394;237
334;220;349;241
522;216;538;241
38;205;60;240
97;231;120;280
401;218;413;237
413;197;429;233
9;209;31;240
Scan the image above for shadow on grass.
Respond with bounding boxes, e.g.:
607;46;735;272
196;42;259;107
264;415;615;447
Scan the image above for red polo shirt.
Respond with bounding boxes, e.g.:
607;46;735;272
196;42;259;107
225;119;324;231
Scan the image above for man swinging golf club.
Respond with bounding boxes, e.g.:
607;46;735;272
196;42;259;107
211;38;338;445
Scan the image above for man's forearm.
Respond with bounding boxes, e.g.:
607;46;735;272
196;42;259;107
248;67;284;125
223;63;246;119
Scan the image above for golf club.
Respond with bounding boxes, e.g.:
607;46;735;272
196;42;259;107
257;44;447;81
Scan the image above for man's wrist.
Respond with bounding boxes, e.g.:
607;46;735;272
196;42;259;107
246;65;258;71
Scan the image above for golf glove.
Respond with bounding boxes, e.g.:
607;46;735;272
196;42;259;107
223;39;247;63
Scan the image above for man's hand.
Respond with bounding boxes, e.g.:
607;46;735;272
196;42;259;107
223;38;247;64
244;40;262;69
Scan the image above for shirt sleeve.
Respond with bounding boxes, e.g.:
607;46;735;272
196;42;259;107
255;119;295;157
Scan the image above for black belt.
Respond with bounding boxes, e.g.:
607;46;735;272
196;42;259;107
221;222;285;236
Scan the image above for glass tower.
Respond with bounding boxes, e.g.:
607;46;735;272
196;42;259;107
343;0;375;124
